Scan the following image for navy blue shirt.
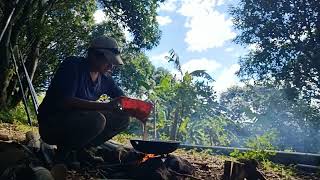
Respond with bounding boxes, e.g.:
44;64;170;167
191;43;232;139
38;56;124;121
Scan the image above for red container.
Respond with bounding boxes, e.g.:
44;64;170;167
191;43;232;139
119;97;153;122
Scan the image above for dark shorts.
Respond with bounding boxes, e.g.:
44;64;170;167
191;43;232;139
38;111;129;149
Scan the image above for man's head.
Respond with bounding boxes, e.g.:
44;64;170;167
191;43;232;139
87;36;123;73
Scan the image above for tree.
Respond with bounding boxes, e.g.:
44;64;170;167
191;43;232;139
153;49;216;140
230;0;320;102
187;116;239;146
116;51;156;98
9;0;97;107
101;0;164;50
0;0;57;108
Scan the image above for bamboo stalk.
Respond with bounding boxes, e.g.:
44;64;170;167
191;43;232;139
0;0;19;43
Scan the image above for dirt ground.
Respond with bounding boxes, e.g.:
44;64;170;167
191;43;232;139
172;149;320;180
0;123;319;179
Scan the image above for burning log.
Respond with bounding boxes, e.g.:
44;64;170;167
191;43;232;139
98;141;144;165
131;156;172;180
141;153;157;163
130;154;197;180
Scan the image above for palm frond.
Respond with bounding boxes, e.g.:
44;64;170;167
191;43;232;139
190;70;213;81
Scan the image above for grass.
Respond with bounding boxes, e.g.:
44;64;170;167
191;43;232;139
261;160;296;179
0;101;38;126
13;121;36;133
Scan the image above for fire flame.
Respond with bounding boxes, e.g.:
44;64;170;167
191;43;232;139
141;154;156;163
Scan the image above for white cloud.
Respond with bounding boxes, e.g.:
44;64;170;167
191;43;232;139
178;0;236;52
181;58;221;73
171;58;222;80
150;52;171;68
156;16;173;26
214;64;241;94
231;52;242;58
217;0;226;6
150;54;222;80
225;47;234;52
93;10;107;24
158;0;178;12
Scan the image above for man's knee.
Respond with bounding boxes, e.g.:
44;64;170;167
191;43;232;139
88;112;106;133
119;114;130;130
112;113;129;130
108;112;130;131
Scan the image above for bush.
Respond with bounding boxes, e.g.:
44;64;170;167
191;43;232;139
230;131;277;161
0;103;37;125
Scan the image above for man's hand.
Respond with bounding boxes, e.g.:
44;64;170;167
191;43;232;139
104;97;122;112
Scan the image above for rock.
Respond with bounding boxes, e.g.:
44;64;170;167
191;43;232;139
50;164;68;180
26;131;41;149
0;142;27;175
0;133;9;141
32;166;55;180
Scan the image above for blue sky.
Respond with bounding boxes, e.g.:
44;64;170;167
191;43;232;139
94;0;250;94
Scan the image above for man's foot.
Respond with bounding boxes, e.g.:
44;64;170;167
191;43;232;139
77;148;104;166
54;148;80;170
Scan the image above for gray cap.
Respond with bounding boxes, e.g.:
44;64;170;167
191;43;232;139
90;36;123;65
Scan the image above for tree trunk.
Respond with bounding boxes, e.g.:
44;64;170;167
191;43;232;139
0;69;15;108
6;77;18;106
0;21;13;108
165;108;171;136
170;110;179;140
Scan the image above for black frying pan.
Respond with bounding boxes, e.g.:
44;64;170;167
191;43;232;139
130;139;180;155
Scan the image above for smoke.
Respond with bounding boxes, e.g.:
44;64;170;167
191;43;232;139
218;85;320;153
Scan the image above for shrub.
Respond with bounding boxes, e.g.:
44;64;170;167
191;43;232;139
230;131;277;161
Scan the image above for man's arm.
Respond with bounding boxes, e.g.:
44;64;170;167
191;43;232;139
103;74;125;98
62;97;120;111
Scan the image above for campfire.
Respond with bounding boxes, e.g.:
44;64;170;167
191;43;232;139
141;153;157;163
96;141;196;180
